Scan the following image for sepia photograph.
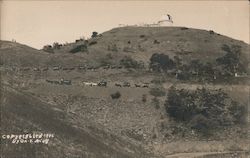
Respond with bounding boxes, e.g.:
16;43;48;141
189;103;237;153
0;0;249;157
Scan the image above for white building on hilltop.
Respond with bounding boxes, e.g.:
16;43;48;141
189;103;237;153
157;14;173;26
119;14;174;27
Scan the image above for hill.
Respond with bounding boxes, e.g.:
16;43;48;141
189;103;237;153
1;85;156;158
0;26;249;157
1;27;249;70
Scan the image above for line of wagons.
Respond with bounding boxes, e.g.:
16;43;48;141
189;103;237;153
46;79;150;88
18;64;126;72
83;81;150;88
46;79;72;85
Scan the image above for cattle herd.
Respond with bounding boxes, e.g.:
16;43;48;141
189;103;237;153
46;79;72;85
17;64;129;72
46;79;150;88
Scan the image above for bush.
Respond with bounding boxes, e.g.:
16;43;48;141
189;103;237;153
140;35;145;38
91;31;98;38
111;91;121;99
142;94;147;103
149;53;175;72
120;56;139;69
153;40;160;44
53;42;62;49
165;86;246;133
209;30;215;34
42;45;54;53
70;44;87;53
216;44;245;76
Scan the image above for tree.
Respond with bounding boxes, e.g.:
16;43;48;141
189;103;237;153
189;59;202;76
149;53;175;72
173;56;182;70
216;44;244;76
120;56;139;69
111;91;121;99
70;44;88;53
91;31;98;38
165;86;246;134
53;42;62;49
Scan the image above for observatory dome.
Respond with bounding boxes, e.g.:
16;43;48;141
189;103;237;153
158;14;173;26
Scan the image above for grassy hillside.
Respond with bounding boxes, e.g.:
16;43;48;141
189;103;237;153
1;26;249;157
1;27;249;69
1;85;156;158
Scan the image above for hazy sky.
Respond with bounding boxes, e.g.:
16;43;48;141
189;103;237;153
1;0;249;49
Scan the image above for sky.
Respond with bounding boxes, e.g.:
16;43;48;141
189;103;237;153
1;0;249;49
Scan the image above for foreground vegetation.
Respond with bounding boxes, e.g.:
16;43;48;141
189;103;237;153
165;87;247;136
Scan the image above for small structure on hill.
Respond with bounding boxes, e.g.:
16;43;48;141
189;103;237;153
120;14;174;27
157;14;173;26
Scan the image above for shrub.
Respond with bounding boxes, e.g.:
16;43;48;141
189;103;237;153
111;91;121;99
178;72;191;80
153;40;160;44
142;94;147;103
120;56;139;69
42;45;54;53
165;86;247;134
70;44;87;53
209;30;215;34
53;42;62;49
216;44;245;76
91;31;98;38
140;35;145;38
149;53;175;72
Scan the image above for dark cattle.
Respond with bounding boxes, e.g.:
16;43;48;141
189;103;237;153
98;81;107;87
115;83;122;87
117;65;123;69
135;84;141;87
103;65;110;69
123;82;130;87
87;66;93;70
78;66;85;70
23;68;30;71
46;79;53;83
142;83;149;88
53;81;61;85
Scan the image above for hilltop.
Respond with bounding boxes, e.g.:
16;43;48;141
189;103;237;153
1;27;249;69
